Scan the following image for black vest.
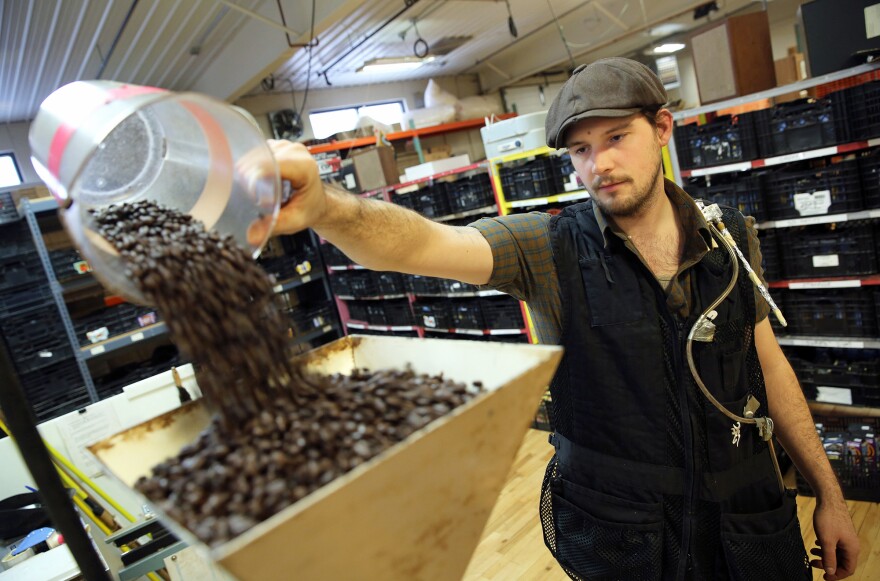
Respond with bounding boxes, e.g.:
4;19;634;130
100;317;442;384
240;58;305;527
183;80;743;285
539;200;810;581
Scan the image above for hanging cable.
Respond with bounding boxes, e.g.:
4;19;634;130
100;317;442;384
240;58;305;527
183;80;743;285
545;0;577;71
505;0;518;38
276;0;318;48
320;0;422;83
412;19;429;58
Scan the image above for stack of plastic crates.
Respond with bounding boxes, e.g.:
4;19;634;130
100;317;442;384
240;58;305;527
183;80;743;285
777;221;877;279
0;219;90;422
796;415;880;501
763;159;863;220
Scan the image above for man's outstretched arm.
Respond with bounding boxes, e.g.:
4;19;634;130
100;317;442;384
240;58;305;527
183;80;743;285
251;140;494;285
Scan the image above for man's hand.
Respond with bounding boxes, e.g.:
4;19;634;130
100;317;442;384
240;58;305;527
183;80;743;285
810;497;860;580
246;140;327;245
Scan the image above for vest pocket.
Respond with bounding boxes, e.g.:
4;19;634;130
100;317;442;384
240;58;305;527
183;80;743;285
549;477;663;580
578;256;645;327
720;491;811;581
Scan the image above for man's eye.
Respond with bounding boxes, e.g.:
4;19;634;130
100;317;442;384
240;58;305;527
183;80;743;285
610;134;624;143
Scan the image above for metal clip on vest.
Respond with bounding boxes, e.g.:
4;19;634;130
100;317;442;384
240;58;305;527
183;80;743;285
688;202;787;494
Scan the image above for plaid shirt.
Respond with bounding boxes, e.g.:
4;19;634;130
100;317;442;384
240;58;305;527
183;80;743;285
469;179;770;344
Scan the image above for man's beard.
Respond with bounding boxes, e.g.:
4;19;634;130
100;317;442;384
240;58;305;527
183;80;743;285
593;157;664;218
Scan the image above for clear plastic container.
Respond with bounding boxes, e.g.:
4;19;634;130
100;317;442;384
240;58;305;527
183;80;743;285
29;81;280;304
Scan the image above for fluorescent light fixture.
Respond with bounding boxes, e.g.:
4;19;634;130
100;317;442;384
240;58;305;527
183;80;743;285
648;22;687;37
358;56;435;74
653;43;686;54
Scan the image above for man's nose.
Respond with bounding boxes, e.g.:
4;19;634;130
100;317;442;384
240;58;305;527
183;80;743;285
592;148;613;176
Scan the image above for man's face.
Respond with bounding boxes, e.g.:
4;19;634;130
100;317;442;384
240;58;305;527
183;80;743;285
565;113;670;218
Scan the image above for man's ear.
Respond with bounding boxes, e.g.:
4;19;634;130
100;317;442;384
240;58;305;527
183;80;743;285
656;109;674;147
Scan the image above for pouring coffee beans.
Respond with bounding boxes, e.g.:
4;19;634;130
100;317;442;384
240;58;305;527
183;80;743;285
93;201;484;545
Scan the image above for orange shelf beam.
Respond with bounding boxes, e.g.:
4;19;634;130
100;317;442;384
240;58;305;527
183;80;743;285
306;114;517;154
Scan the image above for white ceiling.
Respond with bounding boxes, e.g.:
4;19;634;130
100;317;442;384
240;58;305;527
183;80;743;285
1;0;796;125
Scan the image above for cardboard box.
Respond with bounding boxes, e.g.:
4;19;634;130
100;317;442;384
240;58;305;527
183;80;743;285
422;145;452;162
691;11;776;104
90;335;563;581
351;146;399;191
774;50;812;104
404;154;471;182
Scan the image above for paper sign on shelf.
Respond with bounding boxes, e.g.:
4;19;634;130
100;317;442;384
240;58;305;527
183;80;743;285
815;386;853;406
812;254;840;268
56;406;123;478
794;190;832;216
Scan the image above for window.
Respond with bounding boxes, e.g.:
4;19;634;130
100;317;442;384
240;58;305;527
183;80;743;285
0;153;22;188
309;101;406;139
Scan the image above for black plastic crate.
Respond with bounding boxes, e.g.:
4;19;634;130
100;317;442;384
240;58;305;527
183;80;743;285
763;159;863;220
480;296;523;329
0;284;53;319
674;122;697;170
49;248;87;279
840;82;880;141
448;174;495;213
551;153;577;186
1;304;72;372
346;271;378;298
0;220;36;259
18;357;90;422
692;174;766;221
0;252;44;291
413;300;452;329
782;288;877;337
329;271;353;295
346;301;368;323
290;304;335;331
0;191;19;224
763;98;844;156
392;190;419;211
405;274;442;295
499;157;562;201
321;243;353;267
758;229;781;282
778;222;877;279
451;300;484;329
436;278;478;294
259;255;299;282
686;113;759;168
409;182;452;218
383;301;413;326
796;416;880;502
374;271;406;295
856;148;880;209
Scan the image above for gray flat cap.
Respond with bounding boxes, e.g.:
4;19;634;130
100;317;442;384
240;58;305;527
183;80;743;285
545;57;668;148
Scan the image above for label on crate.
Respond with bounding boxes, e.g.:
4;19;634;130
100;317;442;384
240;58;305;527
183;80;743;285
423;315;437;328
794;190;831;216
867;4;880;39
816;386;853;406
73;260;91;274
812;254;840;268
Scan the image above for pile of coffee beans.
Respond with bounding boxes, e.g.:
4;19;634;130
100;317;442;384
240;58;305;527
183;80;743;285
93;201;485;545
136;367;483;546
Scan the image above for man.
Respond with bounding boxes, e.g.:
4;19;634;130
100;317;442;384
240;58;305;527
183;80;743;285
255;58;859;580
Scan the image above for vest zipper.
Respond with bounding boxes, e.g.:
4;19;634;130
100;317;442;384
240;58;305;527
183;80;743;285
669;315;696;581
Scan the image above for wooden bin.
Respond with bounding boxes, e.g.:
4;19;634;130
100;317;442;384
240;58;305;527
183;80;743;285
89;335;563;581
